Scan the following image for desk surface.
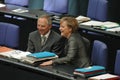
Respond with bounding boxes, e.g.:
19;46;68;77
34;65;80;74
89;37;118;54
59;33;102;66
0;4;53;19
79;25;120;38
0;57;80;80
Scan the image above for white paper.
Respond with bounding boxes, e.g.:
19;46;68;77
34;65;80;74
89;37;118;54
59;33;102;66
12;8;28;13
0;3;6;8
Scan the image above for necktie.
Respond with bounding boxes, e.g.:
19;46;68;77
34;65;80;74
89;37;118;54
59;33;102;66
41;36;46;45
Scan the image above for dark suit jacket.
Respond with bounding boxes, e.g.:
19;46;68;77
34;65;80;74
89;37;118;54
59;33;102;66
27;30;61;53
53;32;90;68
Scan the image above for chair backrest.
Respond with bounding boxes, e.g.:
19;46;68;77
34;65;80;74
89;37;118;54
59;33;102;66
91;40;108;67
43;0;68;15
4;0;28;6
28;0;44;9
0;22;19;48
114;50;120;75
87;0;108;21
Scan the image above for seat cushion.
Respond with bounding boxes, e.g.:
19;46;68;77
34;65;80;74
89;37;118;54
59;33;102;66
87;0;108;21
4;0;28;6
91;40;108;67
0;22;19;48
43;0;68;14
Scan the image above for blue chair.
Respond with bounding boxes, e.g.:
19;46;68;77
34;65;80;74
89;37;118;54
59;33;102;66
87;0;108;21
114;50;120;75
43;0;68;15
82;0;108;36
4;0;28;7
91;40;108;68
0;22;19;48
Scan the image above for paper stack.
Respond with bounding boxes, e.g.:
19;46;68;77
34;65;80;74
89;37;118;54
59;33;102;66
73;66;106;78
88;73;120;80
21;51;58;66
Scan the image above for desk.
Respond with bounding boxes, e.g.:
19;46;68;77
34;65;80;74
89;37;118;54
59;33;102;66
79;25;120;39
0;57;86;80
0;4;51;20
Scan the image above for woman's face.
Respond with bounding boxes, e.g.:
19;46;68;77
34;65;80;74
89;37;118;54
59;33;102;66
59;21;72;38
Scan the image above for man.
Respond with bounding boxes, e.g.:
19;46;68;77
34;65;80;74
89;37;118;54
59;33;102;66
27;15;61;53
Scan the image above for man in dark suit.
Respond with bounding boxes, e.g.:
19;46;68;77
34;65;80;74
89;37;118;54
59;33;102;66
26;15;61;53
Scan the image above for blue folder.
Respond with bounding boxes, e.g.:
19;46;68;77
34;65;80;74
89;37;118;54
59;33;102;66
75;66;105;73
27;51;56;58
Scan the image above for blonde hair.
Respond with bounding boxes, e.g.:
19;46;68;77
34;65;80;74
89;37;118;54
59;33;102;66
60;17;79;32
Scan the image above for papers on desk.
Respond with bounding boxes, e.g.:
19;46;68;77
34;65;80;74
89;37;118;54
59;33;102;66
80;20;119;28
0;3;6;8
80;20;120;31
80;20;104;26
0;49;31;60
88;73;120;80
106;27;120;32
76;15;91;23
0;47;58;66
12;8;28;13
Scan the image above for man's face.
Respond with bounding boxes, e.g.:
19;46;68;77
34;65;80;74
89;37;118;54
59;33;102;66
37;18;51;35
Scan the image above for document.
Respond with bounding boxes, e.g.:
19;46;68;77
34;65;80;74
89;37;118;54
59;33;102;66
88;73;120;80
0;3;6;8
12;8;28;13
76;15;91;23
80;20;104;26
106;27;120;32
0;49;31;60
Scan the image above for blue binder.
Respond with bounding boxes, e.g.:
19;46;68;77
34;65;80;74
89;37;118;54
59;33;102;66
27;51;56;58
75;66;105;73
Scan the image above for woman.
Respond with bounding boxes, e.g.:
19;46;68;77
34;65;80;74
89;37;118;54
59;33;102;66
40;17;90;68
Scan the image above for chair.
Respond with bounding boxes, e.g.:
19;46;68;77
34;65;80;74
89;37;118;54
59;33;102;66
43;0;68;15
81;0;108;37
0;22;19;48
4;0;28;7
114;50;120;75
87;0;108;21
91;40;108;68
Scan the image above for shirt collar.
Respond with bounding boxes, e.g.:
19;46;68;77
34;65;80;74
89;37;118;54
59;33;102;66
41;30;51;39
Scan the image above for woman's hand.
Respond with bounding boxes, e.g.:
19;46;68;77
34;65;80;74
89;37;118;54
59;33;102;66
40;60;53;66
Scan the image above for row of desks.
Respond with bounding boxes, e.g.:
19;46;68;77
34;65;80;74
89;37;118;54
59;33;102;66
0;4;120;39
